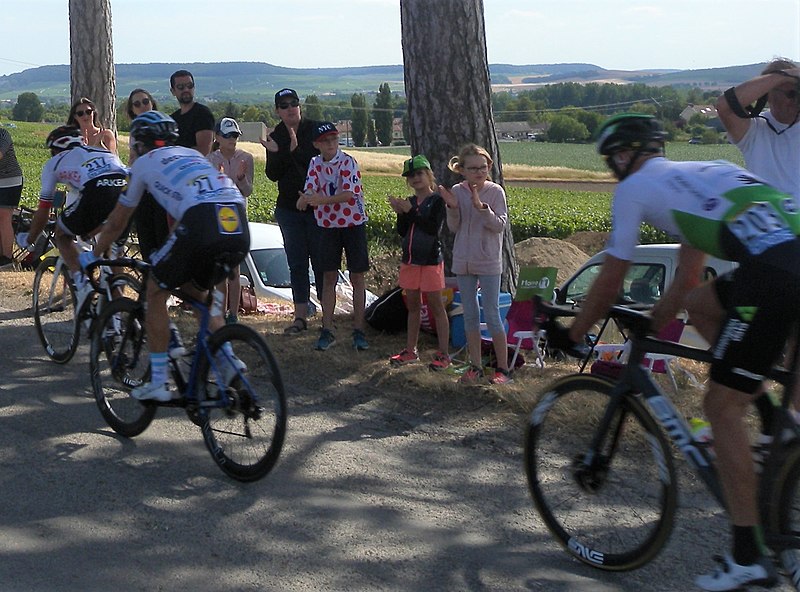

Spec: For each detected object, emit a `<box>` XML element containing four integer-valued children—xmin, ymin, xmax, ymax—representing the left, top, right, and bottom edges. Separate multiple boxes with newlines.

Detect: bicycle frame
<box><xmin>94</xmin><ymin>258</ymin><xmax>248</xmax><ymax>412</ymax></box>
<box><xmin>581</xmin><ymin>305</ymin><xmax>800</xmax><ymax>554</ymax></box>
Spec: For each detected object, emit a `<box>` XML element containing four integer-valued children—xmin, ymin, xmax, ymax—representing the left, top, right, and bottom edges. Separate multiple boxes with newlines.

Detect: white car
<box><xmin>555</xmin><ymin>243</ymin><xmax>738</xmax><ymax>351</ymax></box>
<box><xmin>555</xmin><ymin>243</ymin><xmax>738</xmax><ymax>307</ymax></box>
<box><xmin>241</xmin><ymin>222</ymin><xmax>376</xmax><ymax>314</ymax></box>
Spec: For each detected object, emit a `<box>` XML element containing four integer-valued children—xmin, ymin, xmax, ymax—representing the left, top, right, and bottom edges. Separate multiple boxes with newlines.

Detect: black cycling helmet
<box><xmin>596</xmin><ymin>113</ymin><xmax>666</xmax><ymax>156</ymax></box>
<box><xmin>596</xmin><ymin>113</ymin><xmax>666</xmax><ymax>180</ymax></box>
<box><xmin>130</xmin><ymin>110</ymin><xmax>179</xmax><ymax>149</ymax></box>
<box><xmin>46</xmin><ymin>125</ymin><xmax>84</xmax><ymax>153</ymax></box>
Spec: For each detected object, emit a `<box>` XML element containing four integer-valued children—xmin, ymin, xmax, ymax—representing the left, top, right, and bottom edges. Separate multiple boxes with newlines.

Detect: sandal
<box><xmin>283</xmin><ymin>318</ymin><xmax>307</xmax><ymax>335</ymax></box>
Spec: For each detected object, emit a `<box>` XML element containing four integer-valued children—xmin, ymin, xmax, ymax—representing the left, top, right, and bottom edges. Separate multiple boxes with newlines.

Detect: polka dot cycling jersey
<box><xmin>303</xmin><ymin>150</ymin><xmax>367</xmax><ymax>228</ymax></box>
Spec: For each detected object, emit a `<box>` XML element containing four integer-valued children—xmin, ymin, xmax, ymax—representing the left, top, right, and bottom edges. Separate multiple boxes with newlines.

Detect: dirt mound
<box><xmin>564</xmin><ymin>231</ymin><xmax>609</xmax><ymax>256</ymax></box>
<box><xmin>514</xmin><ymin>237</ymin><xmax>588</xmax><ymax>285</ymax></box>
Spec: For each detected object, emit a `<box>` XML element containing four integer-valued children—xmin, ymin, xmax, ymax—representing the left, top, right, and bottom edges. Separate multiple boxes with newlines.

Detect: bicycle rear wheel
<box><xmin>197</xmin><ymin>324</ymin><xmax>287</xmax><ymax>482</ymax></box>
<box><xmin>525</xmin><ymin>374</ymin><xmax>677</xmax><ymax>571</ymax></box>
<box><xmin>33</xmin><ymin>256</ymin><xmax>79</xmax><ymax>363</ymax></box>
<box><xmin>89</xmin><ymin>297</ymin><xmax>156</xmax><ymax>437</ymax></box>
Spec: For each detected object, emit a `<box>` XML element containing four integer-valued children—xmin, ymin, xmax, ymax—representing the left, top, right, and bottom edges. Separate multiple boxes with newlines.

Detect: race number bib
<box><xmin>729</xmin><ymin>202</ymin><xmax>793</xmax><ymax>254</ymax></box>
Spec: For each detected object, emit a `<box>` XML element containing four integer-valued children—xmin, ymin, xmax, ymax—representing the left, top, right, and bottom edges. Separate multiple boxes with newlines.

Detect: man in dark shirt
<box><xmin>261</xmin><ymin>88</ymin><xmax>323</xmax><ymax>334</ymax></box>
<box><xmin>169</xmin><ymin>69</ymin><xmax>214</xmax><ymax>155</ymax></box>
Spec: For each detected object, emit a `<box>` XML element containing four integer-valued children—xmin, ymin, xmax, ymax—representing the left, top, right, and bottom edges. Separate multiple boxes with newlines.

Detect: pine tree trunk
<box><xmin>400</xmin><ymin>0</ymin><xmax>518</xmax><ymax>294</ymax></box>
<box><xmin>69</xmin><ymin>0</ymin><xmax>117</xmax><ymax>135</ymax></box>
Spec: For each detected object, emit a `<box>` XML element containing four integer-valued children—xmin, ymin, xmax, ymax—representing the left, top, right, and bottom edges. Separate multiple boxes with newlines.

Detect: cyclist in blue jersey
<box><xmin>82</xmin><ymin>111</ymin><xmax>250</xmax><ymax>403</ymax></box>
<box><xmin>547</xmin><ymin>113</ymin><xmax>800</xmax><ymax>590</ymax></box>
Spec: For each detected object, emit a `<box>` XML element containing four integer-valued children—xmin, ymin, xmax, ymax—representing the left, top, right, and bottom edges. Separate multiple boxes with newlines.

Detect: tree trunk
<box><xmin>69</xmin><ymin>0</ymin><xmax>117</xmax><ymax>135</ymax></box>
<box><xmin>400</xmin><ymin>0</ymin><xmax>517</xmax><ymax>295</ymax></box>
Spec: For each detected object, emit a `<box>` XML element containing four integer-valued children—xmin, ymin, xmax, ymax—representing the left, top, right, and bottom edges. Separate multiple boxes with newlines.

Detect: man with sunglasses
<box><xmin>716</xmin><ymin>58</ymin><xmax>800</xmax><ymax>201</ymax></box>
<box><xmin>261</xmin><ymin>88</ymin><xmax>324</xmax><ymax>335</ymax></box>
<box><xmin>169</xmin><ymin>69</ymin><xmax>215</xmax><ymax>156</ymax></box>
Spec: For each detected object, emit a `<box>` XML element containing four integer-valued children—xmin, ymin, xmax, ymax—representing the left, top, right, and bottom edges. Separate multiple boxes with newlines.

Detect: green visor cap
<box><xmin>402</xmin><ymin>154</ymin><xmax>431</xmax><ymax>176</ymax></box>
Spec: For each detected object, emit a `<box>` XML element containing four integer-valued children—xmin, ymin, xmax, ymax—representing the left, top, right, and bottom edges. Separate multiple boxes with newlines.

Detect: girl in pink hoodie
<box><xmin>439</xmin><ymin>144</ymin><xmax>511</xmax><ymax>385</ymax></box>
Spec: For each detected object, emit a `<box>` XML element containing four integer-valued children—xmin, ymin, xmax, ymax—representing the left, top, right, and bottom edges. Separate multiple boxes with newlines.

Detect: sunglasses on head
<box><xmin>277</xmin><ymin>99</ymin><xmax>300</xmax><ymax>109</ymax></box>
<box><xmin>175</xmin><ymin>82</ymin><xmax>194</xmax><ymax>91</ymax></box>
<box><xmin>76</xmin><ymin>108</ymin><xmax>93</xmax><ymax>117</ymax></box>
<box><xmin>132</xmin><ymin>97</ymin><xmax>151</xmax><ymax>109</ymax></box>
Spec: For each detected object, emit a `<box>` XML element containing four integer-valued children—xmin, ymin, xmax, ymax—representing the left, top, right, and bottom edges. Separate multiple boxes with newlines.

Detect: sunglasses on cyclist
<box><xmin>132</xmin><ymin>98</ymin><xmax>151</xmax><ymax>109</ymax></box>
<box><xmin>277</xmin><ymin>99</ymin><xmax>300</xmax><ymax>109</ymax></box>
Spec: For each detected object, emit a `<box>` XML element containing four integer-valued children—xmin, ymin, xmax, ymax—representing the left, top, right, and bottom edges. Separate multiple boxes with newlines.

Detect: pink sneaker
<box><xmin>390</xmin><ymin>348</ymin><xmax>419</xmax><ymax>366</ymax></box>
<box><xmin>490</xmin><ymin>368</ymin><xmax>513</xmax><ymax>385</ymax></box>
<box><xmin>459</xmin><ymin>365</ymin><xmax>484</xmax><ymax>385</ymax></box>
<box><xmin>428</xmin><ymin>351</ymin><xmax>451</xmax><ymax>371</ymax></box>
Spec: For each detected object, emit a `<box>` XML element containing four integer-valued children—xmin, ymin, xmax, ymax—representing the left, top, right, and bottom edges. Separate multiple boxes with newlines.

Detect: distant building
<box><xmin>679</xmin><ymin>104</ymin><xmax>718</xmax><ymax>122</ymax></box>
<box><xmin>495</xmin><ymin>121</ymin><xmax>549</xmax><ymax>141</ymax></box>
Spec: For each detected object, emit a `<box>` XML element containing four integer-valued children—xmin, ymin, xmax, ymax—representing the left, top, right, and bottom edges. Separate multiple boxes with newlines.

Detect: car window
<box><xmin>250</xmin><ymin>248</ymin><xmax>292</xmax><ymax>287</ymax></box>
<box><xmin>560</xmin><ymin>263</ymin><xmax>666</xmax><ymax>305</ymax></box>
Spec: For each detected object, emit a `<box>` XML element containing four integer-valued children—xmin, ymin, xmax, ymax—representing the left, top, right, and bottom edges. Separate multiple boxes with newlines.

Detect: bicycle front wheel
<box><xmin>525</xmin><ymin>374</ymin><xmax>677</xmax><ymax>571</ymax></box>
<box><xmin>197</xmin><ymin>324</ymin><xmax>287</xmax><ymax>482</ymax></box>
<box><xmin>33</xmin><ymin>256</ymin><xmax>79</xmax><ymax>363</ymax></box>
<box><xmin>769</xmin><ymin>443</ymin><xmax>800</xmax><ymax>586</ymax></box>
<box><xmin>89</xmin><ymin>297</ymin><xmax>156</xmax><ymax>437</ymax></box>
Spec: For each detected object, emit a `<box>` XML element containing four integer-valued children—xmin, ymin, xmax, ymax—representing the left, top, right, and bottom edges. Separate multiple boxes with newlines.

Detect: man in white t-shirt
<box><xmin>716</xmin><ymin>58</ymin><xmax>800</xmax><ymax>201</ymax></box>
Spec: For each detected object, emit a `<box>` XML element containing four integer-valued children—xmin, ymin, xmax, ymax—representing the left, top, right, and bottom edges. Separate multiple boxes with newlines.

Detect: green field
<box><xmin>5</xmin><ymin>121</ymin><xmax>738</xmax><ymax>246</ymax></box>
<box><xmin>369</xmin><ymin>140</ymin><xmax>746</xmax><ymax>170</ymax></box>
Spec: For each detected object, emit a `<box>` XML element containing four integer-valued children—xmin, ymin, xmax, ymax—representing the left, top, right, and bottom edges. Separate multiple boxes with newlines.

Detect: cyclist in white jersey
<box><xmin>546</xmin><ymin>113</ymin><xmax>800</xmax><ymax>591</ymax></box>
<box><xmin>18</xmin><ymin>126</ymin><xmax>128</xmax><ymax>310</ymax></box>
<box><xmin>82</xmin><ymin>111</ymin><xmax>250</xmax><ymax>402</ymax></box>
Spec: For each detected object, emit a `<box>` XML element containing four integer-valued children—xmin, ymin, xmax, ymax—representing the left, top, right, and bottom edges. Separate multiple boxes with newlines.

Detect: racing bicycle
<box><xmin>525</xmin><ymin>301</ymin><xmax>800</xmax><ymax>589</ymax></box>
<box><xmin>86</xmin><ymin>256</ymin><xmax>287</xmax><ymax>482</ymax></box>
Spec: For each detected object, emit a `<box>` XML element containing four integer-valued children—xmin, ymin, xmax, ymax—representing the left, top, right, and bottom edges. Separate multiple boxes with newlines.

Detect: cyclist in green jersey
<box><xmin>546</xmin><ymin>113</ymin><xmax>800</xmax><ymax>591</ymax></box>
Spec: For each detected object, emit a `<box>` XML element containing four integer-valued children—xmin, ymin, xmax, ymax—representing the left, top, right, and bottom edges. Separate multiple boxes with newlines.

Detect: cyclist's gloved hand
<box><xmin>15</xmin><ymin>232</ymin><xmax>34</xmax><ymax>251</ymax></box>
<box><xmin>78</xmin><ymin>250</ymin><xmax>99</xmax><ymax>271</ymax></box>
<box><xmin>544</xmin><ymin>320</ymin><xmax>591</xmax><ymax>359</ymax></box>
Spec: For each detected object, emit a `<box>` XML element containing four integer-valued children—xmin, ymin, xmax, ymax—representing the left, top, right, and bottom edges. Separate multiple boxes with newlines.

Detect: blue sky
<box><xmin>2</xmin><ymin>0</ymin><xmax>798</xmax><ymax>77</ymax></box>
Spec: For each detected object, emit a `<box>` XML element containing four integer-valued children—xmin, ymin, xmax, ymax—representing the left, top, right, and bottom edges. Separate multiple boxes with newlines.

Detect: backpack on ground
<box><xmin>365</xmin><ymin>287</ymin><xmax>407</xmax><ymax>333</ymax></box>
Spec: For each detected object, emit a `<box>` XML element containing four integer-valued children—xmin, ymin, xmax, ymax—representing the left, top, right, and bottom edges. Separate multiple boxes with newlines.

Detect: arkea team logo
<box><xmin>216</xmin><ymin>204</ymin><xmax>241</xmax><ymax>234</ymax></box>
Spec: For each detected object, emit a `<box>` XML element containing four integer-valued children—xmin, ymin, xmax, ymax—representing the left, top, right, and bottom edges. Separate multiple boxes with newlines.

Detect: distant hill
<box><xmin>0</xmin><ymin>61</ymin><xmax>770</xmax><ymax>103</ymax></box>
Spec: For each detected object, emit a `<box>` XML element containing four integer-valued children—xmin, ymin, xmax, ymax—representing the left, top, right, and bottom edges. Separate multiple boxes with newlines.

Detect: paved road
<box><xmin>0</xmin><ymin>301</ymin><xmax>794</xmax><ymax>591</ymax></box>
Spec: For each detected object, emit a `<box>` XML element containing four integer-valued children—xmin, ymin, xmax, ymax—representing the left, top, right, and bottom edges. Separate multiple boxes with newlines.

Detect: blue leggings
<box><xmin>456</xmin><ymin>274</ymin><xmax>504</xmax><ymax>335</ymax></box>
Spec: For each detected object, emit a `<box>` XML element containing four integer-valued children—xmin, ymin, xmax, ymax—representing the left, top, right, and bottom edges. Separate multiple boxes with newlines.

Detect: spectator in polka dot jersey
<box><xmin>298</xmin><ymin>121</ymin><xmax>370</xmax><ymax>352</ymax></box>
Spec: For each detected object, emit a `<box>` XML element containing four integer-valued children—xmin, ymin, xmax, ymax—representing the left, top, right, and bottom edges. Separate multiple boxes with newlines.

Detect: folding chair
<box><xmin>585</xmin><ymin>316</ymin><xmax>686</xmax><ymax>391</ymax></box>
<box><xmin>507</xmin><ymin>266</ymin><xmax>558</xmax><ymax>369</ymax></box>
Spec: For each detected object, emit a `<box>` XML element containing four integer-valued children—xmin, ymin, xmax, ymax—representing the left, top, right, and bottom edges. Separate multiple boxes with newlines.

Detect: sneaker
<box><xmin>216</xmin><ymin>350</ymin><xmax>247</xmax><ymax>385</ymax></box>
<box><xmin>695</xmin><ymin>554</ymin><xmax>777</xmax><ymax>591</ymax></box>
<box><xmin>0</xmin><ymin>255</ymin><xmax>13</xmax><ymax>270</ymax></box>
<box><xmin>459</xmin><ymin>365</ymin><xmax>484</xmax><ymax>385</ymax></box>
<box><xmin>490</xmin><ymin>368</ymin><xmax>514</xmax><ymax>385</ymax></box>
<box><xmin>390</xmin><ymin>348</ymin><xmax>418</xmax><ymax>366</ymax></box>
<box><xmin>352</xmin><ymin>329</ymin><xmax>369</xmax><ymax>351</ymax></box>
<box><xmin>428</xmin><ymin>351</ymin><xmax>451</xmax><ymax>371</ymax></box>
<box><xmin>168</xmin><ymin>323</ymin><xmax>187</xmax><ymax>359</ymax></box>
<box><xmin>225</xmin><ymin>313</ymin><xmax>238</xmax><ymax>325</ymax></box>
<box><xmin>131</xmin><ymin>381</ymin><xmax>172</xmax><ymax>402</ymax></box>
<box><xmin>315</xmin><ymin>328</ymin><xmax>336</xmax><ymax>351</ymax></box>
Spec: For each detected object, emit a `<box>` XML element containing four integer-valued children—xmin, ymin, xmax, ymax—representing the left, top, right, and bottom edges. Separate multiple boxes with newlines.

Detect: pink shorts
<box><xmin>399</xmin><ymin>262</ymin><xmax>445</xmax><ymax>293</ymax></box>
